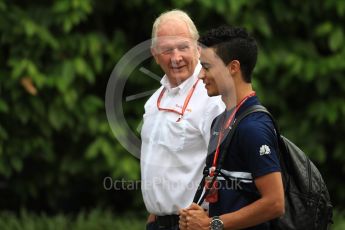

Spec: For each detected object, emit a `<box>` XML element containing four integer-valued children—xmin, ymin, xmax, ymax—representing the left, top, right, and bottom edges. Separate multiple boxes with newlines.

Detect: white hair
<box><xmin>151</xmin><ymin>9</ymin><xmax>199</xmax><ymax>47</ymax></box>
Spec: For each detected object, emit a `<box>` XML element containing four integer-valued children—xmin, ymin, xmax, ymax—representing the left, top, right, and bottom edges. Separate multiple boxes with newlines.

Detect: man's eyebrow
<box><xmin>178</xmin><ymin>40</ymin><xmax>190</xmax><ymax>44</ymax></box>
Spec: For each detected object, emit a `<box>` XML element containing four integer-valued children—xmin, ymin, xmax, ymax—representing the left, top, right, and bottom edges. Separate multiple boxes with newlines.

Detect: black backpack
<box><xmin>243</xmin><ymin>105</ymin><xmax>333</xmax><ymax>229</ymax></box>
<box><xmin>194</xmin><ymin>105</ymin><xmax>333</xmax><ymax>230</ymax></box>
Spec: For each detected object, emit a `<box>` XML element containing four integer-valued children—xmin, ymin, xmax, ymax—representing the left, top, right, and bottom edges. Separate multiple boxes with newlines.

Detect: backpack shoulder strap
<box><xmin>238</xmin><ymin>105</ymin><xmax>281</xmax><ymax>135</ymax></box>
<box><xmin>217</xmin><ymin>104</ymin><xmax>280</xmax><ymax>169</ymax></box>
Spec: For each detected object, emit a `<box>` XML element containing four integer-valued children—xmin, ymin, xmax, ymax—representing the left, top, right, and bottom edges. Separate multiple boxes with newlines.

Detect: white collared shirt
<box><xmin>140</xmin><ymin>63</ymin><xmax>225</xmax><ymax>215</ymax></box>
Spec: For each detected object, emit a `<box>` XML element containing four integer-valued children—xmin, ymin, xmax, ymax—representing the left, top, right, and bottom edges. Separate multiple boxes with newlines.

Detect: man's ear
<box><xmin>227</xmin><ymin>60</ymin><xmax>240</xmax><ymax>75</ymax></box>
<box><xmin>151</xmin><ymin>47</ymin><xmax>159</xmax><ymax>64</ymax></box>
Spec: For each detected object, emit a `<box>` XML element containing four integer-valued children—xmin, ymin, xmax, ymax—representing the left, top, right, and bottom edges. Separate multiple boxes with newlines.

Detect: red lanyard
<box><xmin>157</xmin><ymin>79</ymin><xmax>200</xmax><ymax>122</ymax></box>
<box><xmin>210</xmin><ymin>92</ymin><xmax>256</xmax><ymax>176</ymax></box>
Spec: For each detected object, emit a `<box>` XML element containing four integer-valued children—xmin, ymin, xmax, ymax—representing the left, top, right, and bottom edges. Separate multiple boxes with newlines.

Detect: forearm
<box><xmin>220</xmin><ymin>196</ymin><xmax>284</xmax><ymax>230</ymax></box>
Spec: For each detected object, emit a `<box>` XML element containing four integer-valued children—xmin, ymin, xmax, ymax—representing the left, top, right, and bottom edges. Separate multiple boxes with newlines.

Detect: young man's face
<box><xmin>152</xmin><ymin>20</ymin><xmax>199</xmax><ymax>86</ymax></box>
<box><xmin>199</xmin><ymin>47</ymin><xmax>232</xmax><ymax>97</ymax></box>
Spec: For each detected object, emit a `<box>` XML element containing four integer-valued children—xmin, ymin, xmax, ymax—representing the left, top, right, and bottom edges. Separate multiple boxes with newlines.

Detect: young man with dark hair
<box><xmin>179</xmin><ymin>26</ymin><xmax>284</xmax><ymax>230</ymax></box>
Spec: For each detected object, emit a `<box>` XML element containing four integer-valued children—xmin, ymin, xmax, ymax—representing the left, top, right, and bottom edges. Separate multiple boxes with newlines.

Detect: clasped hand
<box><xmin>179</xmin><ymin>203</ymin><xmax>211</xmax><ymax>230</ymax></box>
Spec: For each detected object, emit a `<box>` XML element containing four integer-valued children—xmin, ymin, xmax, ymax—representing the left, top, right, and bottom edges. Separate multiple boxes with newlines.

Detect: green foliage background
<box><xmin>0</xmin><ymin>0</ymin><xmax>344</xmax><ymax>224</ymax></box>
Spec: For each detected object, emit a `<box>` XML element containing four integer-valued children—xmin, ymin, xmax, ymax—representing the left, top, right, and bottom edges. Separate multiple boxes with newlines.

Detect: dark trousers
<box><xmin>146</xmin><ymin>221</ymin><xmax>179</xmax><ymax>230</ymax></box>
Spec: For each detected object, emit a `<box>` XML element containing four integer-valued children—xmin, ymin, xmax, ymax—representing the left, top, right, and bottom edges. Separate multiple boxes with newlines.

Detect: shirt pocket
<box><xmin>141</xmin><ymin>112</ymin><xmax>158</xmax><ymax>143</ymax></box>
<box><xmin>158</xmin><ymin>118</ymin><xmax>186</xmax><ymax>152</ymax></box>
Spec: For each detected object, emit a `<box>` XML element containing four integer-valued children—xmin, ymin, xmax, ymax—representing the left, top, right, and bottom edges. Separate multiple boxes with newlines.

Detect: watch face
<box><xmin>211</xmin><ymin>218</ymin><xmax>224</xmax><ymax>230</ymax></box>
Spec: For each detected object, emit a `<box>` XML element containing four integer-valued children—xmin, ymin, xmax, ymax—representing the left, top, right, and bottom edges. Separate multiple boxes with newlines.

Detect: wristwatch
<box><xmin>210</xmin><ymin>216</ymin><xmax>224</xmax><ymax>230</ymax></box>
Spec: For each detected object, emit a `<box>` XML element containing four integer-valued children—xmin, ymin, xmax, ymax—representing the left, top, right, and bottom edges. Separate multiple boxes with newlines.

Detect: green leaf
<box><xmin>85</xmin><ymin>138</ymin><xmax>103</xmax><ymax>159</ymax></box>
<box><xmin>48</xmin><ymin>106</ymin><xmax>63</xmax><ymax>130</ymax></box>
<box><xmin>329</xmin><ymin>28</ymin><xmax>344</xmax><ymax>51</ymax></box>
<box><xmin>11</xmin><ymin>157</ymin><xmax>23</xmax><ymax>172</ymax></box>
<box><xmin>214</xmin><ymin>0</ymin><xmax>226</xmax><ymax>14</ymax></box>
<box><xmin>63</xmin><ymin>89</ymin><xmax>78</xmax><ymax>110</ymax></box>
<box><xmin>57</xmin><ymin>61</ymin><xmax>74</xmax><ymax>92</ymax></box>
<box><xmin>10</xmin><ymin>59</ymin><xmax>27</xmax><ymax>79</ymax></box>
<box><xmin>304</xmin><ymin>60</ymin><xmax>315</xmax><ymax>81</ymax></box>
<box><xmin>0</xmin><ymin>159</ymin><xmax>11</xmax><ymax>177</ymax></box>
<box><xmin>256</xmin><ymin>14</ymin><xmax>272</xmax><ymax>37</ymax></box>
<box><xmin>52</xmin><ymin>0</ymin><xmax>69</xmax><ymax>13</ymax></box>
<box><xmin>23</xmin><ymin>20</ymin><xmax>37</xmax><ymax>37</ymax></box>
<box><xmin>74</xmin><ymin>57</ymin><xmax>87</xmax><ymax>75</ymax></box>
<box><xmin>315</xmin><ymin>21</ymin><xmax>333</xmax><ymax>36</ymax></box>
<box><xmin>63</xmin><ymin>20</ymin><xmax>72</xmax><ymax>33</ymax></box>
<box><xmin>0</xmin><ymin>1</ymin><xmax>7</xmax><ymax>11</ymax></box>
<box><xmin>0</xmin><ymin>125</ymin><xmax>8</xmax><ymax>139</ymax></box>
<box><xmin>200</xmin><ymin>0</ymin><xmax>213</xmax><ymax>8</ymax></box>
<box><xmin>0</xmin><ymin>99</ymin><xmax>9</xmax><ymax>113</ymax></box>
<box><xmin>82</xmin><ymin>95</ymin><xmax>103</xmax><ymax>113</ymax></box>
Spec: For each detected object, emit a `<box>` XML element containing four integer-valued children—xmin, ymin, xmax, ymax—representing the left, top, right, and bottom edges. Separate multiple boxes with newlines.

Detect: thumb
<box><xmin>179</xmin><ymin>208</ymin><xmax>187</xmax><ymax>215</ymax></box>
<box><xmin>188</xmin><ymin>202</ymin><xmax>203</xmax><ymax>211</ymax></box>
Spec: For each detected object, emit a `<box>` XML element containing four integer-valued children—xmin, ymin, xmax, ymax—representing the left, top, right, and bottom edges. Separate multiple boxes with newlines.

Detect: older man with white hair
<box><xmin>140</xmin><ymin>9</ymin><xmax>224</xmax><ymax>230</ymax></box>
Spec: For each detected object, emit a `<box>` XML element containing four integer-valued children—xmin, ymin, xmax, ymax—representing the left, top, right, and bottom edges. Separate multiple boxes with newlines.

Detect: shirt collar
<box><xmin>160</xmin><ymin>62</ymin><xmax>202</xmax><ymax>95</ymax></box>
<box><xmin>235</xmin><ymin>96</ymin><xmax>260</xmax><ymax>117</ymax></box>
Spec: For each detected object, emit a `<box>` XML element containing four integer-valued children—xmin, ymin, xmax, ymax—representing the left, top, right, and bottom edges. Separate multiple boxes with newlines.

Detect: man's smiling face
<box><xmin>152</xmin><ymin>19</ymin><xmax>199</xmax><ymax>87</ymax></box>
<box><xmin>199</xmin><ymin>47</ymin><xmax>232</xmax><ymax>97</ymax></box>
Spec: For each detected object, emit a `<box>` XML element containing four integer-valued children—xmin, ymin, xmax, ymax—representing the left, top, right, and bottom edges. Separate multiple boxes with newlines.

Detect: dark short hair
<box><xmin>199</xmin><ymin>26</ymin><xmax>258</xmax><ymax>83</ymax></box>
